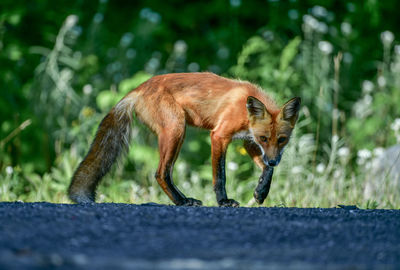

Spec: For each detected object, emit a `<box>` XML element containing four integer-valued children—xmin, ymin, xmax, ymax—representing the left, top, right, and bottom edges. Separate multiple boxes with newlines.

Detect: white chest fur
<box><xmin>232</xmin><ymin>130</ymin><xmax>254</xmax><ymax>141</ymax></box>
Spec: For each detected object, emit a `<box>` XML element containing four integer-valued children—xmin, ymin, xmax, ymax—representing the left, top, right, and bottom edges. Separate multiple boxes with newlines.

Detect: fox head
<box><xmin>246</xmin><ymin>96</ymin><xmax>301</xmax><ymax>167</ymax></box>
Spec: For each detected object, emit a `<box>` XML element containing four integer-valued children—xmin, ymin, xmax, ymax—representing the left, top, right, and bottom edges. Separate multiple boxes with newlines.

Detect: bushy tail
<box><xmin>68</xmin><ymin>96</ymin><xmax>135</xmax><ymax>203</ymax></box>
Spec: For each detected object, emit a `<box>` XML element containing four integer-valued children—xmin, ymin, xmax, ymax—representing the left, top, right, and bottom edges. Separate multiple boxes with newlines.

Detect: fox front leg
<box><xmin>243</xmin><ymin>140</ymin><xmax>274</xmax><ymax>204</ymax></box>
<box><xmin>254</xmin><ymin>166</ymin><xmax>274</xmax><ymax>204</ymax></box>
<box><xmin>211</xmin><ymin>131</ymin><xmax>239</xmax><ymax>207</ymax></box>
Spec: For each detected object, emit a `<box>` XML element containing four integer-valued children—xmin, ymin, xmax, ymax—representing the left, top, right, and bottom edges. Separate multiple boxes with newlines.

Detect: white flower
<box><xmin>332</xmin><ymin>135</ymin><xmax>339</xmax><ymax>144</ymax></box>
<box><xmin>341</xmin><ymin>22</ymin><xmax>352</xmax><ymax>36</ymax></box>
<box><xmin>188</xmin><ymin>62</ymin><xmax>200</xmax><ymax>72</ymax></box>
<box><xmin>140</xmin><ymin>8</ymin><xmax>161</xmax><ymax>24</ymax></box>
<box><xmin>317</xmin><ymin>22</ymin><xmax>328</xmax><ymax>34</ymax></box>
<box><xmin>190</xmin><ymin>173</ymin><xmax>200</xmax><ymax>184</ymax></box>
<box><xmin>373</xmin><ymin>147</ymin><xmax>385</xmax><ymax>158</ymax></box>
<box><xmin>303</xmin><ymin>15</ymin><xmax>319</xmax><ymax>31</ymax></box>
<box><xmin>65</xmin><ymin>15</ymin><xmax>78</xmax><ymax>28</ymax></box>
<box><xmin>146</xmin><ymin>57</ymin><xmax>160</xmax><ymax>72</ymax></box>
<box><xmin>311</xmin><ymin>6</ymin><xmax>328</xmax><ymax>18</ymax></box>
<box><xmin>177</xmin><ymin>162</ymin><xmax>186</xmax><ymax>170</ymax></box>
<box><xmin>363</xmin><ymin>94</ymin><xmax>373</xmax><ymax>106</ymax></box>
<box><xmin>390</xmin><ymin>118</ymin><xmax>400</xmax><ymax>132</ymax></box>
<box><xmin>5</xmin><ymin>166</ymin><xmax>13</xmax><ymax>175</ymax></box>
<box><xmin>230</xmin><ymin>0</ymin><xmax>241</xmax><ymax>7</ymax></box>
<box><xmin>217</xmin><ymin>47</ymin><xmax>230</xmax><ymax>59</ymax></box>
<box><xmin>346</xmin><ymin>3</ymin><xmax>356</xmax><ymax>12</ymax></box>
<box><xmin>83</xmin><ymin>84</ymin><xmax>93</xmax><ymax>95</ymax></box>
<box><xmin>120</xmin><ymin>33</ymin><xmax>134</xmax><ymax>47</ymax></box>
<box><xmin>291</xmin><ymin>166</ymin><xmax>303</xmax><ymax>174</ymax></box>
<box><xmin>333</xmin><ymin>170</ymin><xmax>341</xmax><ymax>178</ymax></box>
<box><xmin>262</xmin><ymin>30</ymin><xmax>274</xmax><ymax>41</ymax></box>
<box><xmin>174</xmin><ymin>40</ymin><xmax>187</xmax><ymax>54</ymax></box>
<box><xmin>318</xmin><ymin>41</ymin><xmax>333</xmax><ymax>55</ymax></box>
<box><xmin>338</xmin><ymin>147</ymin><xmax>350</xmax><ymax>158</ymax></box>
<box><xmin>381</xmin><ymin>31</ymin><xmax>394</xmax><ymax>46</ymax></box>
<box><xmin>338</xmin><ymin>147</ymin><xmax>350</xmax><ymax>165</ymax></box>
<box><xmin>227</xmin><ymin>162</ymin><xmax>238</xmax><ymax>171</ymax></box>
<box><xmin>316</xmin><ymin>163</ymin><xmax>325</xmax><ymax>174</ymax></box>
<box><xmin>93</xmin><ymin>13</ymin><xmax>103</xmax><ymax>24</ymax></box>
<box><xmin>358</xmin><ymin>149</ymin><xmax>372</xmax><ymax>159</ymax></box>
<box><xmin>288</xmin><ymin>9</ymin><xmax>299</xmax><ymax>20</ymax></box>
<box><xmin>126</xmin><ymin>49</ymin><xmax>136</xmax><ymax>59</ymax></box>
<box><xmin>182</xmin><ymin>181</ymin><xmax>191</xmax><ymax>190</ymax></box>
<box><xmin>353</xmin><ymin>94</ymin><xmax>373</xmax><ymax>119</ymax></box>
<box><xmin>357</xmin><ymin>149</ymin><xmax>372</xmax><ymax>166</ymax></box>
<box><xmin>377</xmin><ymin>76</ymin><xmax>386</xmax><ymax>87</ymax></box>
<box><xmin>362</xmin><ymin>80</ymin><xmax>374</xmax><ymax>94</ymax></box>
<box><xmin>395</xmin><ymin>45</ymin><xmax>400</xmax><ymax>55</ymax></box>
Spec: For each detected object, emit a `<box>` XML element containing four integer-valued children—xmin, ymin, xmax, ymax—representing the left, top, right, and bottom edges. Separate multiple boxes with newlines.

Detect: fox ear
<box><xmin>282</xmin><ymin>97</ymin><xmax>301</xmax><ymax>126</ymax></box>
<box><xmin>247</xmin><ymin>96</ymin><xmax>266</xmax><ymax>119</ymax></box>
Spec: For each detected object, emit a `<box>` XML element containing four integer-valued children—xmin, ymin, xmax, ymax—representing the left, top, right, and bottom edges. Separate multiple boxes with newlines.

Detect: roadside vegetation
<box><xmin>1</xmin><ymin>1</ymin><xmax>399</xmax><ymax>208</ymax></box>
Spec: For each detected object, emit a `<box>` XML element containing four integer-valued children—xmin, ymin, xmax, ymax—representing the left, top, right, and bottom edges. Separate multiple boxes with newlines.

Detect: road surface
<box><xmin>0</xmin><ymin>202</ymin><xmax>399</xmax><ymax>269</ymax></box>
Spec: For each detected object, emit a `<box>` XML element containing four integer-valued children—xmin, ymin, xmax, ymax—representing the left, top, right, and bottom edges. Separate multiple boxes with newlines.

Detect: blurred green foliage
<box><xmin>1</xmin><ymin>0</ymin><xmax>400</xmax><ymax>207</ymax></box>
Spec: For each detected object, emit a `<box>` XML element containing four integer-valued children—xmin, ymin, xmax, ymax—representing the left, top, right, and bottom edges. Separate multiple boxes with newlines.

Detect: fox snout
<box><xmin>263</xmin><ymin>153</ymin><xmax>282</xmax><ymax>167</ymax></box>
<box><xmin>267</xmin><ymin>159</ymin><xmax>277</xmax><ymax>167</ymax></box>
<box><xmin>261</xmin><ymin>145</ymin><xmax>284</xmax><ymax>167</ymax></box>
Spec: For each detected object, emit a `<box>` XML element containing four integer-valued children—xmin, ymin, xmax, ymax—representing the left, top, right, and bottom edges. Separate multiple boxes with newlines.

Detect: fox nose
<box><xmin>268</xmin><ymin>160</ymin><xmax>277</xmax><ymax>166</ymax></box>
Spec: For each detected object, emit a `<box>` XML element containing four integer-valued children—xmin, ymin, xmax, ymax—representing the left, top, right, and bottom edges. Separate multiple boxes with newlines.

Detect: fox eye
<box><xmin>259</xmin><ymin>136</ymin><xmax>268</xmax><ymax>142</ymax></box>
<box><xmin>278</xmin><ymin>137</ymin><xmax>287</xmax><ymax>144</ymax></box>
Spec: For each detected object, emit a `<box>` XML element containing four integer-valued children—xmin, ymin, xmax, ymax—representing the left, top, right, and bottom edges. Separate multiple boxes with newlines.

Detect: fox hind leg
<box><xmin>152</xmin><ymin>101</ymin><xmax>201</xmax><ymax>206</ymax></box>
<box><xmin>156</xmin><ymin>128</ymin><xmax>202</xmax><ymax>206</ymax></box>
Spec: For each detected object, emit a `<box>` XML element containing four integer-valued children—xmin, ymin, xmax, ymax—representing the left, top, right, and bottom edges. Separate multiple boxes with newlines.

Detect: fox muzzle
<box><xmin>262</xmin><ymin>154</ymin><xmax>282</xmax><ymax>167</ymax></box>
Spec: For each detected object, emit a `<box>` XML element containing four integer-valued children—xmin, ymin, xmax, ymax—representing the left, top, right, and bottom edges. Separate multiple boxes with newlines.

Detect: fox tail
<box><xmin>68</xmin><ymin>94</ymin><xmax>137</xmax><ymax>203</ymax></box>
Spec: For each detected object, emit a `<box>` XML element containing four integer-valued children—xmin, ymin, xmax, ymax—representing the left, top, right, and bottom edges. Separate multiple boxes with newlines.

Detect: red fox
<box><xmin>68</xmin><ymin>72</ymin><xmax>300</xmax><ymax>207</ymax></box>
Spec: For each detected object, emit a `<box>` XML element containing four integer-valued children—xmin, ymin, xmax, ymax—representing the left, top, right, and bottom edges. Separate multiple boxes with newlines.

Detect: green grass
<box><xmin>1</xmin><ymin>129</ymin><xmax>398</xmax><ymax>209</ymax></box>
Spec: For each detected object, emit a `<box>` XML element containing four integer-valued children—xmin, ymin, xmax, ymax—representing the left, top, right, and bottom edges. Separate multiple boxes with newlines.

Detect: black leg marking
<box><xmin>214</xmin><ymin>153</ymin><xmax>227</xmax><ymax>202</ymax></box>
<box><xmin>254</xmin><ymin>166</ymin><xmax>274</xmax><ymax>204</ymax></box>
<box><xmin>215</xmin><ymin>153</ymin><xmax>239</xmax><ymax>207</ymax></box>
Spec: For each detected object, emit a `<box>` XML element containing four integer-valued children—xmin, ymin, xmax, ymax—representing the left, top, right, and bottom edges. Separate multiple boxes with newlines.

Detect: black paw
<box><xmin>69</xmin><ymin>192</ymin><xmax>95</xmax><ymax>204</ymax></box>
<box><xmin>254</xmin><ymin>190</ymin><xmax>266</xmax><ymax>205</ymax></box>
<box><xmin>179</xmin><ymin>198</ymin><xmax>203</xmax><ymax>206</ymax></box>
<box><xmin>218</xmin><ymin>199</ymin><xmax>240</xmax><ymax>207</ymax></box>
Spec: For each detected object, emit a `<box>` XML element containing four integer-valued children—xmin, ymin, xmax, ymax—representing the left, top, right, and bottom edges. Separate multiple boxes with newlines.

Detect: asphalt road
<box><xmin>0</xmin><ymin>202</ymin><xmax>399</xmax><ymax>269</ymax></box>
